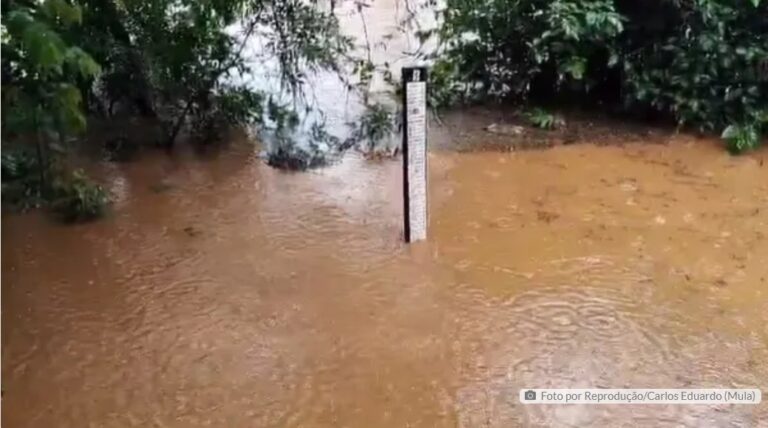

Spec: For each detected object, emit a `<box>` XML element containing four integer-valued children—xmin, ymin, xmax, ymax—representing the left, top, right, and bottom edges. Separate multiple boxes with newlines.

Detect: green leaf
<box><xmin>52</xmin><ymin>84</ymin><xmax>86</xmax><ymax>133</ymax></box>
<box><xmin>721</xmin><ymin>123</ymin><xmax>761</xmax><ymax>154</ymax></box>
<box><xmin>562</xmin><ymin>57</ymin><xmax>587</xmax><ymax>80</ymax></box>
<box><xmin>22</xmin><ymin>22</ymin><xmax>67</xmax><ymax>73</ymax></box>
<box><xmin>5</xmin><ymin>10</ymin><xmax>34</xmax><ymax>36</ymax></box>
<box><xmin>526</xmin><ymin>107</ymin><xmax>558</xmax><ymax>129</ymax></box>
<box><xmin>41</xmin><ymin>0</ymin><xmax>83</xmax><ymax>26</ymax></box>
<box><xmin>65</xmin><ymin>47</ymin><xmax>101</xmax><ymax>78</ymax></box>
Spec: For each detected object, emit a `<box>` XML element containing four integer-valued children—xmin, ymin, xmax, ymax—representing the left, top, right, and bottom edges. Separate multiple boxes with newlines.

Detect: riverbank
<box><xmin>430</xmin><ymin>106</ymin><xmax>758</xmax><ymax>153</ymax></box>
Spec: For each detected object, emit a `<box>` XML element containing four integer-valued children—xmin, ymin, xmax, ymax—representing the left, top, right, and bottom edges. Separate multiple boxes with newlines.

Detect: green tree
<box><xmin>2</xmin><ymin>0</ymin><xmax>359</xmax><ymax>218</ymax></box>
<box><xmin>429</xmin><ymin>0</ymin><xmax>767</xmax><ymax>152</ymax></box>
<box><xmin>2</xmin><ymin>0</ymin><xmax>101</xmax><ymax>189</ymax></box>
<box><xmin>74</xmin><ymin>0</ymin><xmax>353</xmax><ymax>148</ymax></box>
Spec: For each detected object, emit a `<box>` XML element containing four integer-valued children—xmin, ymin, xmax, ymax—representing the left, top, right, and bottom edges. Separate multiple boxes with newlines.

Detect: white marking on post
<box><xmin>403</xmin><ymin>67</ymin><xmax>427</xmax><ymax>242</ymax></box>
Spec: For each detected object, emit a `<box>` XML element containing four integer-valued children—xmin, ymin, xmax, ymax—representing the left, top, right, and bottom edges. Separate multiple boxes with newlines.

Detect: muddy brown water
<box><xmin>3</xmin><ymin>132</ymin><xmax>768</xmax><ymax>427</ymax></box>
<box><xmin>4</xmin><ymin>1</ymin><xmax>768</xmax><ymax>425</ymax></box>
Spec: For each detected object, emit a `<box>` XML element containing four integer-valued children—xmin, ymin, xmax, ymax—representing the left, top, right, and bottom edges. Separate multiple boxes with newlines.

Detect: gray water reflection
<box><xmin>231</xmin><ymin>0</ymin><xmax>435</xmax><ymax>156</ymax></box>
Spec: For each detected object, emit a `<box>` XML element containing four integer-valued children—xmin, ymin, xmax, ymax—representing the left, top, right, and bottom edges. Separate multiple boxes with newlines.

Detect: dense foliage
<box><xmin>73</xmin><ymin>0</ymin><xmax>352</xmax><ymax>147</ymax></box>
<box><xmin>429</xmin><ymin>0</ymin><xmax>768</xmax><ymax>152</ymax></box>
<box><xmin>2</xmin><ymin>0</ymin><xmax>355</xmax><ymax>219</ymax></box>
<box><xmin>1</xmin><ymin>0</ymin><xmax>107</xmax><ymax>218</ymax></box>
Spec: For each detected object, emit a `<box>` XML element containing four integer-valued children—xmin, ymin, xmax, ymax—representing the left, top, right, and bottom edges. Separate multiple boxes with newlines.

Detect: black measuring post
<box><xmin>402</xmin><ymin>66</ymin><xmax>428</xmax><ymax>243</ymax></box>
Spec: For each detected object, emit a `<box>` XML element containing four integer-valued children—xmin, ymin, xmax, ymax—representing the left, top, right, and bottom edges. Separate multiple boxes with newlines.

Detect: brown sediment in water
<box><xmin>3</xmin><ymin>126</ymin><xmax>768</xmax><ymax>427</ymax></box>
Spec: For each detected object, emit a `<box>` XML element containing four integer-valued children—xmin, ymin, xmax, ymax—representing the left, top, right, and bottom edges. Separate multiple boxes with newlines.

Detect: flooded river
<box><xmin>3</xmin><ymin>1</ymin><xmax>768</xmax><ymax>426</ymax></box>
<box><xmin>3</xmin><ymin>133</ymin><xmax>768</xmax><ymax>427</ymax></box>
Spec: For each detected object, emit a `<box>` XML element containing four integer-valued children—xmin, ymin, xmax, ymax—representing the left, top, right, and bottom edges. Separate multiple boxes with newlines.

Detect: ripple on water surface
<box><xmin>2</xmin><ymin>141</ymin><xmax>768</xmax><ymax>427</ymax></box>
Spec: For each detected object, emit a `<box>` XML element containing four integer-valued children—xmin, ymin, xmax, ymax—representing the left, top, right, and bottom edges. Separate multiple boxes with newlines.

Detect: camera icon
<box><xmin>524</xmin><ymin>390</ymin><xmax>537</xmax><ymax>401</ymax></box>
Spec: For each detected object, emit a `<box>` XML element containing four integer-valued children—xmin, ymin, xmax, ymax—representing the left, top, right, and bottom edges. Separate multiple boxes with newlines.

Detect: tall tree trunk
<box><xmin>165</xmin><ymin>100</ymin><xmax>194</xmax><ymax>149</ymax></box>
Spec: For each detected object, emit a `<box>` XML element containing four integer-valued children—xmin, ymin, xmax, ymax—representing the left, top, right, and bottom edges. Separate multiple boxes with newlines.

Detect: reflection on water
<box><xmin>3</xmin><ymin>135</ymin><xmax>768</xmax><ymax>427</ymax></box>
<box><xmin>237</xmin><ymin>0</ymin><xmax>432</xmax><ymax>155</ymax></box>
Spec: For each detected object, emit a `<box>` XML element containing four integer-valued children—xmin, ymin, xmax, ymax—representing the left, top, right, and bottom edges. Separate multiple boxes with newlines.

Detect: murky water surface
<box><xmin>4</xmin><ymin>135</ymin><xmax>768</xmax><ymax>427</ymax></box>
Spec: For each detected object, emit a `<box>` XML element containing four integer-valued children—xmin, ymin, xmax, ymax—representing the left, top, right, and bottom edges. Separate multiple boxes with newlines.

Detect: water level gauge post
<box><xmin>402</xmin><ymin>66</ymin><xmax>428</xmax><ymax>243</ymax></box>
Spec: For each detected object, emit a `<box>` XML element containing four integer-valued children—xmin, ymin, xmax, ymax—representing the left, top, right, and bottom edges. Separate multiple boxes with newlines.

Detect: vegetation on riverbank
<box><xmin>2</xmin><ymin>0</ymin><xmax>354</xmax><ymax>219</ymax></box>
<box><xmin>424</xmin><ymin>0</ymin><xmax>767</xmax><ymax>152</ymax></box>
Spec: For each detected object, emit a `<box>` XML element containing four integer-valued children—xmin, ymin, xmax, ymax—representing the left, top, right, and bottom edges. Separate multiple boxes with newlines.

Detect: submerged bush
<box><xmin>190</xmin><ymin>87</ymin><xmax>265</xmax><ymax>145</ymax></box>
<box><xmin>1</xmin><ymin>150</ymin><xmax>45</xmax><ymax>210</ymax></box>
<box><xmin>2</xmin><ymin>148</ymin><xmax>110</xmax><ymax>221</ymax></box>
<box><xmin>345</xmin><ymin>102</ymin><xmax>398</xmax><ymax>155</ymax></box>
<box><xmin>266</xmin><ymin>142</ymin><xmax>329</xmax><ymax>170</ymax></box>
<box><xmin>722</xmin><ymin>123</ymin><xmax>762</xmax><ymax>154</ymax></box>
<box><xmin>2</xmin><ymin>149</ymin><xmax>39</xmax><ymax>181</ymax></box>
<box><xmin>263</xmin><ymin>121</ymin><xmax>340</xmax><ymax>170</ymax></box>
<box><xmin>50</xmin><ymin>169</ymin><xmax>110</xmax><ymax>222</ymax></box>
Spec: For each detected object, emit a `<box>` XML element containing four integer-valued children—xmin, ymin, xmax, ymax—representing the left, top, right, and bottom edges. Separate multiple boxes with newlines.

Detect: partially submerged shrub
<box><xmin>264</xmin><ymin>123</ymin><xmax>339</xmax><ymax>170</ymax></box>
<box><xmin>266</xmin><ymin>142</ymin><xmax>329</xmax><ymax>170</ymax></box>
<box><xmin>2</xmin><ymin>149</ymin><xmax>110</xmax><ymax>220</ymax></box>
<box><xmin>1</xmin><ymin>149</ymin><xmax>45</xmax><ymax>211</ymax></box>
<box><xmin>721</xmin><ymin>109</ymin><xmax>767</xmax><ymax>154</ymax></box>
<box><xmin>722</xmin><ymin>123</ymin><xmax>761</xmax><ymax>154</ymax></box>
<box><xmin>259</xmin><ymin>95</ymin><xmax>345</xmax><ymax>170</ymax></box>
<box><xmin>346</xmin><ymin>102</ymin><xmax>397</xmax><ymax>155</ymax></box>
<box><xmin>2</xmin><ymin>149</ymin><xmax>39</xmax><ymax>181</ymax></box>
<box><xmin>50</xmin><ymin>170</ymin><xmax>110</xmax><ymax>222</ymax></box>
<box><xmin>191</xmin><ymin>87</ymin><xmax>264</xmax><ymax>145</ymax></box>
